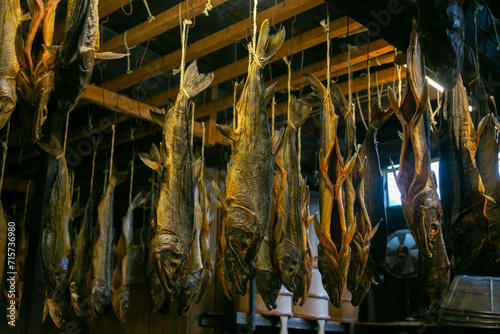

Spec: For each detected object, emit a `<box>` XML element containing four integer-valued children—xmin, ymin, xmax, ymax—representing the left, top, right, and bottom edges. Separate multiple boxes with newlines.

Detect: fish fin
<box><xmin>111</xmin><ymin>166</ymin><xmax>129</xmax><ymax>186</ymax></box>
<box><xmin>271</xmin><ymin>127</ymin><xmax>285</xmax><ymax>156</ymax></box>
<box><xmin>95</xmin><ymin>52</ymin><xmax>128</xmax><ymax>60</ymax></box>
<box><xmin>131</xmin><ymin>190</ymin><xmax>150</xmax><ymax>210</ymax></box>
<box><xmin>193</xmin><ymin>158</ymin><xmax>203</xmax><ymax>183</ymax></box>
<box><xmin>38</xmin><ymin>135</ymin><xmax>63</xmax><ymax>158</ymax></box>
<box><xmin>300</xmin><ymin>74</ymin><xmax>327</xmax><ymax>107</ymax></box>
<box><xmin>368</xmin><ymin>221</ymin><xmax>380</xmax><ymax>241</ymax></box>
<box><xmin>211</xmin><ymin>181</ymin><xmax>227</xmax><ymax>212</ymax></box>
<box><xmin>289</xmin><ymin>96</ymin><xmax>312</xmax><ymax>130</ymax></box>
<box><xmin>150</xmin><ymin>110</ymin><xmax>166</xmax><ymax>127</ymax></box>
<box><xmin>345</xmin><ymin>220</ymin><xmax>357</xmax><ymax>249</ymax></box>
<box><xmin>42</xmin><ymin>44</ymin><xmax>59</xmax><ymax>55</ymax></box>
<box><xmin>337</xmin><ymin>153</ymin><xmax>357</xmax><ymax>189</ymax></box>
<box><xmin>313</xmin><ymin>214</ymin><xmax>327</xmax><ymax>245</ymax></box>
<box><xmin>387</xmin><ymin>86</ymin><xmax>400</xmax><ymax>112</ymax></box>
<box><xmin>234</xmin><ymin>79</ymin><xmax>245</xmax><ymax>104</ymax></box>
<box><xmin>216</xmin><ymin>124</ymin><xmax>235</xmax><ymax>141</ymax></box>
<box><xmin>21</xmin><ymin>13</ymin><xmax>31</xmax><ymax>21</ymax></box>
<box><xmin>255</xmin><ymin>19</ymin><xmax>286</xmax><ymax>68</ymax></box>
<box><xmin>182</xmin><ymin>60</ymin><xmax>214</xmax><ymax>98</ymax></box>
<box><xmin>331</xmin><ymin>83</ymin><xmax>349</xmax><ymax>118</ymax></box>
<box><xmin>397</xmin><ymin>131</ymin><xmax>404</xmax><ymax>141</ymax></box>
<box><xmin>70</xmin><ymin>200</ymin><xmax>84</xmax><ymax>221</ymax></box>
<box><xmin>477</xmin><ymin>114</ymin><xmax>489</xmax><ymax>139</ymax></box>
<box><xmin>139</xmin><ymin>143</ymin><xmax>162</xmax><ymax>171</ymax></box>
<box><xmin>484</xmin><ymin>193</ymin><xmax>497</xmax><ymax>204</ymax></box>
<box><xmin>264</xmin><ymin>82</ymin><xmax>277</xmax><ymax>106</ymax></box>
<box><xmin>489</xmin><ymin>96</ymin><xmax>497</xmax><ymax>118</ymax></box>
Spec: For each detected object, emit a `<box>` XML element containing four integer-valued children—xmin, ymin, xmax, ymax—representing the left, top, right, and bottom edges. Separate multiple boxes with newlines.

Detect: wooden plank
<box><xmin>193</xmin><ymin>39</ymin><xmax>393</xmax><ymax>119</ymax></box>
<box><xmin>337</xmin><ymin>66</ymin><xmax>406</xmax><ymax>94</ymax></box>
<box><xmin>2</xmin><ymin>177</ymin><xmax>35</xmax><ymax>195</ymax></box>
<box><xmin>102</xmin><ymin>0</ymin><xmax>324</xmax><ymax>92</ymax></box>
<box><xmin>144</xmin><ymin>16</ymin><xmax>364</xmax><ymax>107</ymax></box>
<box><xmin>53</xmin><ymin>0</ymin><xmax>134</xmax><ymax>42</ymax></box>
<box><xmin>102</xmin><ymin>0</ymin><xmax>229</xmax><ymax>53</ymax></box>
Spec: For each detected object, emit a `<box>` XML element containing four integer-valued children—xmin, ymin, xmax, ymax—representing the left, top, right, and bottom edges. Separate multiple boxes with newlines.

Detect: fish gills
<box><xmin>301</xmin><ymin>73</ymin><xmax>357</xmax><ymax>308</ymax></box>
<box><xmin>215</xmin><ymin>20</ymin><xmax>285</xmax><ymax>296</ymax></box>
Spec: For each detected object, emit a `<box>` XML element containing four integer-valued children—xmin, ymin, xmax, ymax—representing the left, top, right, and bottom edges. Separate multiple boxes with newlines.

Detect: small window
<box><xmin>386</xmin><ymin>161</ymin><xmax>441</xmax><ymax>207</ymax></box>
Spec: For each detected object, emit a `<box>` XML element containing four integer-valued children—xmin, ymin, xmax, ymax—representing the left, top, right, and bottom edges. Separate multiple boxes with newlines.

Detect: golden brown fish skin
<box><xmin>301</xmin><ymin>73</ymin><xmax>357</xmax><ymax>308</ymax></box>
<box><xmin>273</xmin><ymin>96</ymin><xmax>311</xmax><ymax>292</ymax></box>
<box><xmin>292</xmin><ymin>179</ymin><xmax>314</xmax><ymax>306</ymax></box>
<box><xmin>38</xmin><ymin>136</ymin><xmax>72</xmax><ymax>294</ymax></box>
<box><xmin>197</xmin><ymin>178</ymin><xmax>214</xmax><ymax>304</ymax></box>
<box><xmin>90</xmin><ymin>168</ymin><xmax>128</xmax><ymax>318</ymax></box>
<box><xmin>216</xmin><ymin>20</ymin><xmax>285</xmax><ymax>295</ymax></box>
<box><xmin>0</xmin><ymin>0</ymin><xmax>22</xmax><ymax>129</ymax></box>
<box><xmin>142</xmin><ymin>61</ymin><xmax>212</xmax><ymax>298</ymax></box>
<box><xmin>439</xmin><ymin>76</ymin><xmax>489</xmax><ymax>273</ymax></box>
<box><xmin>46</xmin><ymin>282</ymin><xmax>70</xmax><ymax>329</ymax></box>
<box><xmin>69</xmin><ymin>192</ymin><xmax>95</xmax><ymax>317</ymax></box>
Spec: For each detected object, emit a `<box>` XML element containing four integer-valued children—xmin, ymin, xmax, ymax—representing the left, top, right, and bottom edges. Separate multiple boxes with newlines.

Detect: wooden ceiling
<box><xmin>3</xmin><ymin>0</ymin><xmax>408</xmax><ymax>198</ymax></box>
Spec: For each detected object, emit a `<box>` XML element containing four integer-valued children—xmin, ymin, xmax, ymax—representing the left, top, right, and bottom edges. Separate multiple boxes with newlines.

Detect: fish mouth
<box><xmin>90</xmin><ymin>279</ymin><xmax>111</xmax><ymax>317</ymax></box>
<box><xmin>69</xmin><ymin>283</ymin><xmax>85</xmax><ymax>316</ymax></box>
<box><xmin>274</xmin><ymin>241</ymin><xmax>300</xmax><ymax>292</ymax></box>
<box><xmin>112</xmin><ymin>287</ymin><xmax>130</xmax><ymax>323</ymax></box>
<box><xmin>255</xmin><ymin>270</ymin><xmax>281</xmax><ymax>311</ymax></box>
<box><xmin>224</xmin><ymin>253</ymin><xmax>250</xmax><ymax>295</ymax></box>
<box><xmin>177</xmin><ymin>271</ymin><xmax>202</xmax><ymax>315</ymax></box>
<box><xmin>317</xmin><ymin>243</ymin><xmax>349</xmax><ymax>308</ymax></box>
<box><xmin>0</xmin><ymin>96</ymin><xmax>15</xmax><ymax>125</ymax></box>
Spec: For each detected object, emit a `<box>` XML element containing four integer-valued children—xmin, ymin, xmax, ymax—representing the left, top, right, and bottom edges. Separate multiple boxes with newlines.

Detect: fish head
<box><xmin>347</xmin><ymin>234</ymin><xmax>370</xmax><ymax>292</ymax></box>
<box><xmin>150</xmin><ymin>232</ymin><xmax>187</xmax><ymax>296</ymax></box>
<box><xmin>224</xmin><ymin>207</ymin><xmax>262</xmax><ymax>293</ymax></box>
<box><xmin>112</xmin><ymin>286</ymin><xmax>130</xmax><ymax>323</ymax></box>
<box><xmin>148</xmin><ymin>275</ymin><xmax>167</xmax><ymax>313</ymax></box>
<box><xmin>449</xmin><ymin>209</ymin><xmax>488</xmax><ymax>272</ymax></box>
<box><xmin>32</xmin><ymin>72</ymin><xmax>53</xmax><ymax>142</ymax></box>
<box><xmin>90</xmin><ymin>278</ymin><xmax>111</xmax><ymax>317</ymax></box>
<box><xmin>0</xmin><ymin>79</ymin><xmax>16</xmax><ymax>128</ymax></box>
<box><xmin>48</xmin><ymin>256</ymin><xmax>70</xmax><ymax>290</ymax></box>
<box><xmin>177</xmin><ymin>270</ymin><xmax>202</xmax><ymax>315</ymax></box>
<box><xmin>69</xmin><ymin>281</ymin><xmax>86</xmax><ymax>317</ymax></box>
<box><xmin>317</xmin><ymin>241</ymin><xmax>350</xmax><ymax>308</ymax></box>
<box><xmin>292</xmin><ymin>264</ymin><xmax>312</xmax><ymax>306</ymax></box>
<box><xmin>419</xmin><ymin>1</ymin><xmax>464</xmax><ymax>90</ymax></box>
<box><xmin>255</xmin><ymin>270</ymin><xmax>281</xmax><ymax>311</ymax></box>
<box><xmin>488</xmin><ymin>221</ymin><xmax>500</xmax><ymax>254</ymax></box>
<box><xmin>350</xmin><ymin>272</ymin><xmax>371</xmax><ymax>307</ymax></box>
<box><xmin>410</xmin><ymin>192</ymin><xmax>442</xmax><ymax>259</ymax></box>
<box><xmin>274</xmin><ymin>239</ymin><xmax>300</xmax><ymax>292</ymax></box>
<box><xmin>47</xmin><ymin>288</ymin><xmax>70</xmax><ymax>329</ymax></box>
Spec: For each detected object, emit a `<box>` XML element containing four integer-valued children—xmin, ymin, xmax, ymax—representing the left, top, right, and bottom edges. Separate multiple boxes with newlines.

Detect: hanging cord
<box><xmin>179</xmin><ymin>19</ymin><xmax>192</xmax><ymax>93</ymax></box>
<box><xmin>142</xmin><ymin>0</ymin><xmax>155</xmax><ymax>23</ymax></box>
<box><xmin>348</xmin><ymin>44</ymin><xmax>353</xmax><ymax>120</ymax></box>
<box><xmin>123</xmin><ymin>31</ymin><xmax>136</xmax><ymax>75</ymax></box>
<box><xmin>23</xmin><ymin>180</ymin><xmax>31</xmax><ymax>220</ymax></box>
<box><xmin>129</xmin><ymin>145</ymin><xmax>137</xmax><ymax>205</ymax></box>
<box><xmin>191</xmin><ymin>101</ymin><xmax>195</xmax><ymax>149</ymax></box>
<box><xmin>57</xmin><ymin>112</ymin><xmax>70</xmax><ymax>160</ymax></box>
<box><xmin>375</xmin><ymin>71</ymin><xmax>382</xmax><ymax>107</ymax></box>
<box><xmin>357</xmin><ymin>92</ymin><xmax>368</xmax><ymax>130</ymax></box>
<box><xmin>252</xmin><ymin>0</ymin><xmax>259</xmax><ymax>57</ymax></box>
<box><xmin>203</xmin><ymin>0</ymin><xmax>213</xmax><ymax>16</ymax></box>
<box><xmin>298</xmin><ymin>127</ymin><xmax>302</xmax><ymax>175</ymax></box>
<box><xmin>283</xmin><ymin>56</ymin><xmax>293</xmax><ymax>129</ymax></box>
<box><xmin>109</xmin><ymin>123</ymin><xmax>116</xmax><ymax>184</ymax></box>
<box><xmin>89</xmin><ymin>138</ymin><xmax>97</xmax><ymax>196</ymax></box>
<box><xmin>121</xmin><ymin>0</ymin><xmax>133</xmax><ymax>15</ymax></box>
<box><xmin>367</xmin><ymin>54</ymin><xmax>371</xmax><ymax>122</ymax></box>
<box><xmin>0</xmin><ymin>119</ymin><xmax>11</xmax><ymax>193</ymax></box>
<box><xmin>201</xmin><ymin>122</ymin><xmax>206</xmax><ymax>178</ymax></box>
<box><xmin>299</xmin><ymin>34</ymin><xmax>304</xmax><ymax>98</ymax></box>
<box><xmin>271</xmin><ymin>95</ymin><xmax>276</xmax><ymax>134</ymax></box>
<box><xmin>321</xmin><ymin>10</ymin><xmax>331</xmax><ymax>94</ymax></box>
<box><xmin>69</xmin><ymin>171</ymin><xmax>75</xmax><ymax>201</ymax></box>
<box><xmin>136</xmin><ymin>38</ymin><xmax>151</xmax><ymax>69</ymax></box>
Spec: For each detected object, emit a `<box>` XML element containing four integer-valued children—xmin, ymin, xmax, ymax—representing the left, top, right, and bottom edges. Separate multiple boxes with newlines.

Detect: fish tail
<box><xmin>300</xmin><ymin>74</ymin><xmax>328</xmax><ymax>107</ymax></box>
<box><xmin>289</xmin><ymin>96</ymin><xmax>312</xmax><ymax>130</ymax></box>
<box><xmin>369</xmin><ymin>101</ymin><xmax>394</xmax><ymax>130</ymax></box>
<box><xmin>255</xmin><ymin>19</ymin><xmax>285</xmax><ymax>68</ymax></box>
<box><xmin>182</xmin><ymin>60</ymin><xmax>214</xmax><ymax>98</ymax></box>
<box><xmin>139</xmin><ymin>143</ymin><xmax>162</xmax><ymax>171</ymax></box>
<box><xmin>130</xmin><ymin>190</ymin><xmax>149</xmax><ymax>210</ymax></box>
<box><xmin>38</xmin><ymin>135</ymin><xmax>64</xmax><ymax>158</ymax></box>
<box><xmin>111</xmin><ymin>166</ymin><xmax>129</xmax><ymax>186</ymax></box>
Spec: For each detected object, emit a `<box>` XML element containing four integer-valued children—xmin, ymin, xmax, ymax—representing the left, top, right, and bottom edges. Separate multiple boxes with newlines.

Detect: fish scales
<box><xmin>215</xmin><ymin>20</ymin><xmax>285</xmax><ymax>295</ymax></box>
<box><xmin>0</xmin><ymin>0</ymin><xmax>23</xmax><ymax>129</ymax></box>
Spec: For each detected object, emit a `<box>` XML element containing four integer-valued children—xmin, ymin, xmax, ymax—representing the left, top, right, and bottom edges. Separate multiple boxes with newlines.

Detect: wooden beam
<box><xmin>102</xmin><ymin>0</ymin><xmax>229</xmax><ymax>53</ymax></box>
<box><xmin>337</xmin><ymin>66</ymin><xmax>406</xmax><ymax>94</ymax></box>
<box><xmin>53</xmin><ymin>0</ymin><xmax>134</xmax><ymax>42</ymax></box>
<box><xmin>2</xmin><ymin>177</ymin><xmax>35</xmax><ymax>196</ymax></box>
<box><xmin>194</xmin><ymin>39</ymin><xmax>393</xmax><ymax>119</ymax></box>
<box><xmin>101</xmin><ymin>0</ymin><xmax>324</xmax><ymax>92</ymax></box>
<box><xmin>144</xmin><ymin>16</ymin><xmax>364</xmax><ymax>107</ymax></box>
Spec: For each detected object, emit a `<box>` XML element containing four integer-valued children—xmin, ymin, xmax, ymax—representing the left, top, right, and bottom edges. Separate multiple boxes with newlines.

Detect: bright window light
<box><xmin>401</xmin><ymin>64</ymin><xmax>444</xmax><ymax>93</ymax></box>
<box><xmin>387</xmin><ymin>161</ymin><xmax>441</xmax><ymax>207</ymax></box>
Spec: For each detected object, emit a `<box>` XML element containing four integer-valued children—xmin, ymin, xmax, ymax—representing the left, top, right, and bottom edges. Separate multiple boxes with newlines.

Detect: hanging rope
<box><xmin>283</xmin><ymin>56</ymin><xmax>293</xmax><ymax>128</ymax></box>
<box><xmin>23</xmin><ymin>180</ymin><xmax>31</xmax><ymax>220</ymax></box>
<box><xmin>375</xmin><ymin>71</ymin><xmax>382</xmax><ymax>107</ymax></box>
<box><xmin>69</xmin><ymin>171</ymin><xmax>75</xmax><ymax>201</ymax></box>
<box><xmin>356</xmin><ymin>92</ymin><xmax>368</xmax><ymax>130</ymax></box>
<box><xmin>0</xmin><ymin>119</ymin><xmax>11</xmax><ymax>194</ymax></box>
<box><xmin>109</xmin><ymin>124</ymin><xmax>116</xmax><ymax>183</ymax></box>
<box><xmin>298</xmin><ymin>127</ymin><xmax>302</xmax><ymax>175</ymax></box>
<box><xmin>367</xmin><ymin>57</ymin><xmax>371</xmax><ymax>122</ymax></box>
<box><xmin>201</xmin><ymin>122</ymin><xmax>206</xmax><ymax>178</ymax></box>
<box><xmin>142</xmin><ymin>0</ymin><xmax>155</xmax><ymax>23</ymax></box>
<box><xmin>121</xmin><ymin>0</ymin><xmax>133</xmax><ymax>15</ymax></box>
<box><xmin>347</xmin><ymin>44</ymin><xmax>353</xmax><ymax>119</ymax></box>
<box><xmin>203</xmin><ymin>0</ymin><xmax>213</xmax><ymax>16</ymax></box>
<box><xmin>90</xmin><ymin>138</ymin><xmax>97</xmax><ymax>196</ymax></box>
<box><xmin>180</xmin><ymin>19</ymin><xmax>192</xmax><ymax>91</ymax></box>
<box><xmin>252</xmin><ymin>0</ymin><xmax>259</xmax><ymax>58</ymax></box>
<box><xmin>129</xmin><ymin>145</ymin><xmax>137</xmax><ymax>206</ymax></box>
<box><xmin>123</xmin><ymin>30</ymin><xmax>135</xmax><ymax>75</ymax></box>
<box><xmin>191</xmin><ymin>101</ymin><xmax>195</xmax><ymax>149</ymax></box>
<box><xmin>271</xmin><ymin>95</ymin><xmax>276</xmax><ymax>134</ymax></box>
<box><xmin>57</xmin><ymin>112</ymin><xmax>70</xmax><ymax>160</ymax></box>
<box><xmin>321</xmin><ymin>11</ymin><xmax>331</xmax><ymax>94</ymax></box>
<box><xmin>397</xmin><ymin>64</ymin><xmax>402</xmax><ymax>105</ymax></box>
<box><xmin>299</xmin><ymin>34</ymin><xmax>304</xmax><ymax>98</ymax></box>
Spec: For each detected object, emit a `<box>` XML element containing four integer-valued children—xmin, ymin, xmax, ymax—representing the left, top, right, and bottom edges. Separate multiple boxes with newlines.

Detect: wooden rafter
<box><xmin>143</xmin><ymin>16</ymin><xmax>365</xmax><ymax>107</ymax></box>
<box><xmin>101</xmin><ymin>0</ymin><xmax>324</xmax><ymax>92</ymax></box>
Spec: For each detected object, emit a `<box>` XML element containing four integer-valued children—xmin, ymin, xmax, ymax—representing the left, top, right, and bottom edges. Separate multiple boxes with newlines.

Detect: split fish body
<box><xmin>39</xmin><ymin>136</ymin><xmax>72</xmax><ymax>294</ymax></box>
<box><xmin>439</xmin><ymin>76</ymin><xmax>489</xmax><ymax>273</ymax></box>
<box><xmin>0</xmin><ymin>0</ymin><xmax>23</xmax><ymax>129</ymax></box>
<box><xmin>273</xmin><ymin>96</ymin><xmax>311</xmax><ymax>292</ymax></box>
<box><xmin>141</xmin><ymin>60</ymin><xmax>213</xmax><ymax>297</ymax></box>
<box><xmin>215</xmin><ymin>20</ymin><xmax>285</xmax><ymax>295</ymax></box>
<box><xmin>90</xmin><ymin>168</ymin><xmax>128</xmax><ymax>317</ymax></box>
<box><xmin>301</xmin><ymin>74</ymin><xmax>357</xmax><ymax>308</ymax></box>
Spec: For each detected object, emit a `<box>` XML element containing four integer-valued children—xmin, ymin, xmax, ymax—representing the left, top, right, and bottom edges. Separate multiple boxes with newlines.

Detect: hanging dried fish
<box><xmin>214</xmin><ymin>20</ymin><xmax>285</xmax><ymax>295</ymax></box>
<box><xmin>45</xmin><ymin>281</ymin><xmax>71</xmax><ymax>329</ymax></box>
<box><xmin>140</xmin><ymin>60</ymin><xmax>213</xmax><ymax>297</ymax></box>
<box><xmin>50</xmin><ymin>0</ymin><xmax>125</xmax><ymax>114</ymax></box>
<box><xmin>273</xmin><ymin>96</ymin><xmax>311</xmax><ymax>293</ymax></box>
<box><xmin>112</xmin><ymin>190</ymin><xmax>149</xmax><ymax>323</ymax></box>
<box><xmin>350</xmin><ymin>103</ymin><xmax>393</xmax><ymax>306</ymax></box>
<box><xmin>90</xmin><ymin>166</ymin><xmax>128</xmax><ymax>317</ymax></box>
<box><xmin>0</xmin><ymin>0</ymin><xmax>23</xmax><ymax>129</ymax></box>
<box><xmin>301</xmin><ymin>73</ymin><xmax>357</xmax><ymax>308</ymax></box>
<box><xmin>439</xmin><ymin>75</ymin><xmax>489</xmax><ymax>273</ymax></box>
